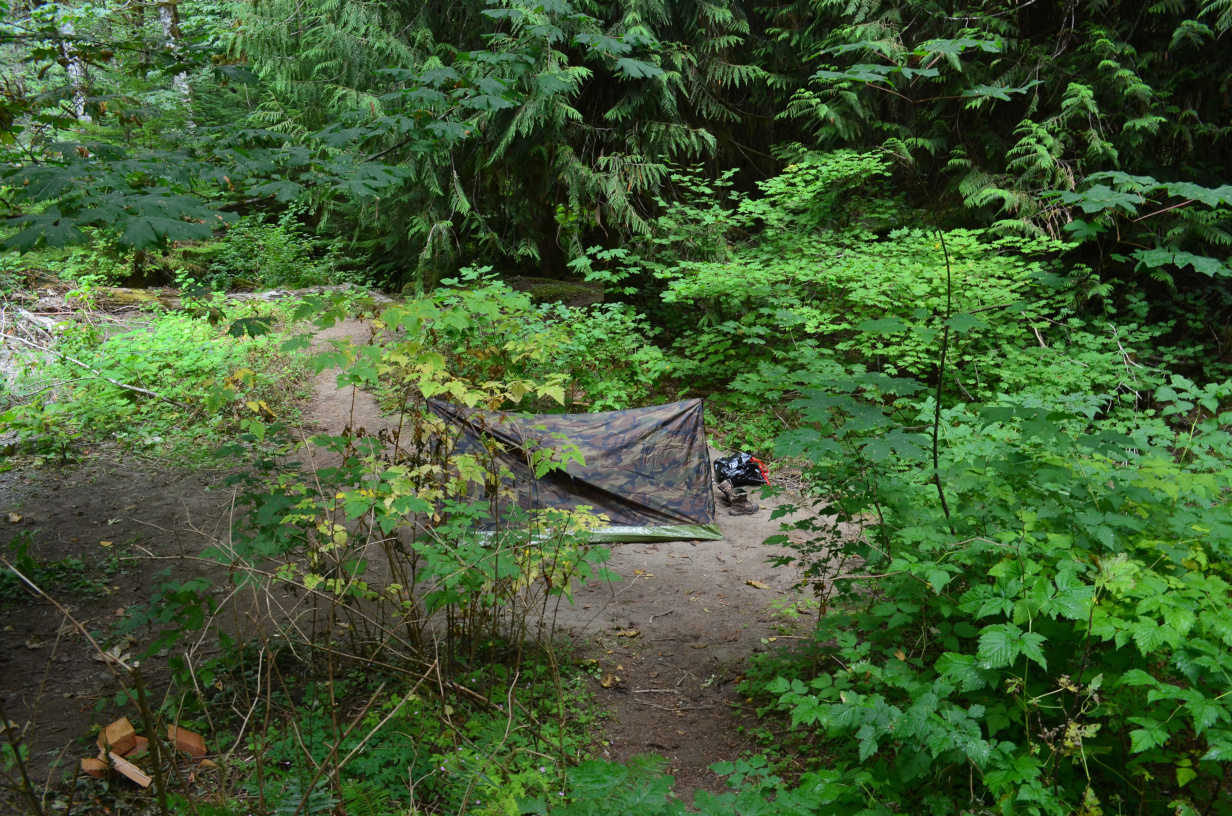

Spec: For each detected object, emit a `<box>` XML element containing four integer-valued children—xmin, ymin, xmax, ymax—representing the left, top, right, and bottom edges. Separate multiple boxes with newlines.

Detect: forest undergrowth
<box><xmin>4</xmin><ymin>0</ymin><xmax>1232</xmax><ymax>814</ymax></box>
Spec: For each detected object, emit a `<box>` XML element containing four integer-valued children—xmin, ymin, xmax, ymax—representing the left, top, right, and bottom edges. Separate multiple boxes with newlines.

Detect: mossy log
<box><xmin>88</xmin><ymin>288</ymin><xmax>183</xmax><ymax>311</ymax></box>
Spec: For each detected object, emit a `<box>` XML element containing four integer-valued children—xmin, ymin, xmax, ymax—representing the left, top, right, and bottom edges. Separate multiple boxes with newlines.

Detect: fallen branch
<box><xmin>633</xmin><ymin>700</ymin><xmax>714</xmax><ymax>711</ymax></box>
<box><xmin>0</xmin><ymin>331</ymin><xmax>191</xmax><ymax>411</ymax></box>
<box><xmin>648</xmin><ymin>609</ymin><xmax>675</xmax><ymax>625</ymax></box>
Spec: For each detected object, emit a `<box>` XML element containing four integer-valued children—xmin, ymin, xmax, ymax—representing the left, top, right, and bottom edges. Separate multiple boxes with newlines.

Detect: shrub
<box><xmin>10</xmin><ymin>302</ymin><xmax>309</xmax><ymax>458</ymax></box>
<box><xmin>747</xmin><ymin>366</ymin><xmax>1232</xmax><ymax>814</ymax></box>
<box><xmin>207</xmin><ymin>209</ymin><xmax>339</xmax><ymax>289</ymax></box>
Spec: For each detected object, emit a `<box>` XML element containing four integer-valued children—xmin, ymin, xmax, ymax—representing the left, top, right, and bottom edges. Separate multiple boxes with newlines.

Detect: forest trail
<box><xmin>1</xmin><ymin>317</ymin><xmax>843</xmax><ymax>798</ymax></box>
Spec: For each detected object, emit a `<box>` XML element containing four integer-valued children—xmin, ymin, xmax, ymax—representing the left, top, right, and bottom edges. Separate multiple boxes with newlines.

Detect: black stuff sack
<box><xmin>714</xmin><ymin>452</ymin><xmax>770</xmax><ymax>487</ymax></box>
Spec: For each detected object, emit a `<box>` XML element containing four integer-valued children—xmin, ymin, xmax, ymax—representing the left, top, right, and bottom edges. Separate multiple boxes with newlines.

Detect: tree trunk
<box><xmin>58</xmin><ymin>19</ymin><xmax>90</xmax><ymax>121</ymax></box>
<box><xmin>158</xmin><ymin>2</ymin><xmax>194</xmax><ymax>132</ymax></box>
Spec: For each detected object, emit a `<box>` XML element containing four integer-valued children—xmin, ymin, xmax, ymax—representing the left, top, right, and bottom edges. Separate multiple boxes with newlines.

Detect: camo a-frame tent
<box><xmin>428</xmin><ymin>398</ymin><xmax>723</xmax><ymax>543</ymax></box>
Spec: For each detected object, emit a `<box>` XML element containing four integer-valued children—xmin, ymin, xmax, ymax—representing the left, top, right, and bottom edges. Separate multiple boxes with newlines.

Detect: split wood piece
<box><xmin>109</xmin><ymin>751</ymin><xmax>152</xmax><ymax>787</ymax></box>
<box><xmin>96</xmin><ymin>717</ymin><xmax>137</xmax><ymax>756</ymax></box>
<box><xmin>167</xmin><ymin>725</ymin><xmax>206</xmax><ymax>758</ymax></box>
<box><xmin>124</xmin><ymin>736</ymin><xmax>149</xmax><ymax>759</ymax></box>
<box><xmin>81</xmin><ymin>757</ymin><xmax>107</xmax><ymax>779</ymax></box>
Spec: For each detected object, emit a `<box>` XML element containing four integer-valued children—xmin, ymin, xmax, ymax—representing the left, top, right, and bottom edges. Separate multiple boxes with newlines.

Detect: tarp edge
<box><xmin>587</xmin><ymin>524</ymin><xmax>724</xmax><ymax>543</ymax></box>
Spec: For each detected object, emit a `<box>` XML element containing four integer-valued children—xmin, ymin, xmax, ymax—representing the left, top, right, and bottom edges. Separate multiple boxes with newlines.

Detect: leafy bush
<box><xmin>744</xmin><ymin>365</ymin><xmax>1232</xmax><ymax>814</ymax></box>
<box><xmin>206</xmin><ymin>210</ymin><xmax>342</xmax><ymax>289</ymax></box>
<box><xmin>385</xmin><ymin>269</ymin><xmax>666</xmax><ymax>413</ymax></box>
<box><xmin>16</xmin><ymin>242</ymin><xmax>131</xmax><ymax>287</ymax></box>
<box><xmin>650</xmin><ymin>151</ymin><xmax>1189</xmax><ymax>412</ymax></box>
<box><xmin>12</xmin><ymin>303</ymin><xmax>309</xmax><ymax>458</ymax></box>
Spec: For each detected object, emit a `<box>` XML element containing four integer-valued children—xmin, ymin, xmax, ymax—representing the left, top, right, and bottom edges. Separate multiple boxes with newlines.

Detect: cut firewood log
<box><xmin>123</xmin><ymin>736</ymin><xmax>149</xmax><ymax>759</ymax></box>
<box><xmin>167</xmin><ymin>725</ymin><xmax>206</xmax><ymax>758</ymax></box>
<box><xmin>109</xmin><ymin>752</ymin><xmax>152</xmax><ymax>788</ymax></box>
<box><xmin>81</xmin><ymin>757</ymin><xmax>107</xmax><ymax>778</ymax></box>
<box><xmin>96</xmin><ymin>718</ymin><xmax>137</xmax><ymax>756</ymax></box>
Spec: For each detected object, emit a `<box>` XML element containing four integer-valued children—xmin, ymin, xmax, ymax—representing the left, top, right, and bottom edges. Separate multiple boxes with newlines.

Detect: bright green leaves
<box><xmin>856</xmin><ymin>316</ymin><xmax>908</xmax><ymax>334</ymax></box>
<box><xmin>1128</xmin><ymin>718</ymin><xmax>1170</xmax><ymax>753</ymax></box>
<box><xmin>1052</xmin><ymin>184</ymin><xmax>1145</xmax><ymax>215</ymax></box>
<box><xmin>977</xmin><ymin>624</ymin><xmax>1048</xmax><ymax>669</ymax></box>
<box><xmin>765</xmin><ymin>325</ymin><xmax>1232</xmax><ymax>812</ymax></box>
<box><xmin>1132</xmin><ymin>249</ymin><xmax>1229</xmax><ymax>277</ymax></box>
<box><xmin>943</xmin><ymin>313</ymin><xmax>988</xmax><ymax>334</ymax></box>
<box><xmin>960</xmin><ymin>80</ymin><xmax>1043</xmax><ymax>102</ymax></box>
<box><xmin>1041</xmin><ymin>567</ymin><xmax>1094</xmax><ymax>621</ymax></box>
<box><xmin>935</xmin><ymin>653</ymin><xmax>998</xmax><ymax>691</ymax></box>
<box><xmin>612</xmin><ymin>57</ymin><xmax>664</xmax><ymax>79</ymax></box>
<box><xmin>1154</xmin><ymin>375</ymin><xmax>1232</xmax><ymax>417</ymax></box>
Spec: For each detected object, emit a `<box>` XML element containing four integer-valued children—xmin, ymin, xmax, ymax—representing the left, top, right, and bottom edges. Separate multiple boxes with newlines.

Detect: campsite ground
<box><xmin>1</xmin><ymin>318</ymin><xmax>845</xmax><ymax>800</ymax></box>
<box><xmin>555</xmin><ymin>498</ymin><xmax>830</xmax><ymax>798</ymax></box>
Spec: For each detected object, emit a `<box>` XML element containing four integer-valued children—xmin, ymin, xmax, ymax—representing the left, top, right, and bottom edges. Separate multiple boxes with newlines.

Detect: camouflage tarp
<box><xmin>428</xmin><ymin>399</ymin><xmax>722</xmax><ymax>542</ymax></box>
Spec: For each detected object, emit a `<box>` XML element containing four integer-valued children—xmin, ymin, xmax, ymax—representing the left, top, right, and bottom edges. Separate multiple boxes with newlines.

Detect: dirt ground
<box><xmin>554</xmin><ymin>494</ymin><xmax>824</xmax><ymax>798</ymax></box>
<box><xmin>0</xmin><ymin>454</ymin><xmax>234</xmax><ymax>785</ymax></box>
<box><xmin>1</xmin><ymin>317</ymin><xmax>843</xmax><ymax>801</ymax></box>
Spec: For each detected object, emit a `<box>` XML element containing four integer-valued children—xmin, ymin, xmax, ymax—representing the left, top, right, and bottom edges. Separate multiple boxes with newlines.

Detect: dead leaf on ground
<box><xmin>123</xmin><ymin>505</ymin><xmax>137</xmax><ymax>511</ymax></box>
<box><xmin>691</xmin><ymin>644</ymin><xmax>708</xmax><ymax>649</ymax></box>
<box><xmin>25</xmin><ymin>637</ymin><xmax>43</xmax><ymax>650</ymax></box>
<box><xmin>99</xmin><ymin>540</ymin><xmax>113</xmax><ymax>548</ymax></box>
<box><xmin>600</xmin><ymin>674</ymin><xmax>617</xmax><ymax>688</ymax></box>
<box><xmin>725</xmin><ymin>633</ymin><xmax>739</xmax><ymax>642</ymax></box>
<box><xmin>615</xmin><ymin>629</ymin><xmax>641</xmax><ymax>638</ymax></box>
<box><xmin>895</xmin><ymin>650</ymin><xmax>906</xmax><ymax>661</ymax></box>
<box><xmin>745</xmin><ymin>580</ymin><xmax>770</xmax><ymax>590</ymax></box>
<box><xmin>91</xmin><ymin>643</ymin><xmax>133</xmax><ymax>666</ymax></box>
<box><xmin>107</xmin><ymin>519</ymin><xmax>122</xmax><ymax>525</ymax></box>
<box><xmin>6</xmin><ymin>513</ymin><xmax>22</xmax><ymax>523</ymax></box>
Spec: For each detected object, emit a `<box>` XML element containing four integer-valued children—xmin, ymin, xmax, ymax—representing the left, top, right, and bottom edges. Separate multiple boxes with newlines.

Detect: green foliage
<box><xmin>9</xmin><ymin>302</ymin><xmax>309</xmax><ymax>458</ymax></box>
<box><xmin>24</xmin><ymin>242</ymin><xmax>131</xmax><ymax>287</ymax></box>
<box><xmin>7</xmin><ymin>3</ymin><xmax>1232</xmax><ymax>815</ymax></box>
<box><xmin>0</xmin><ymin>401</ymin><xmax>81</xmax><ymax>463</ymax></box>
<box><xmin>253</xmin><ymin>674</ymin><xmax>575</xmax><ymax>816</ymax></box>
<box><xmin>636</xmin><ymin>150</ymin><xmax>1193</xmax><ymax>415</ymax></box>
<box><xmin>746</xmin><ymin>360</ymin><xmax>1232</xmax><ymax>813</ymax></box>
<box><xmin>206</xmin><ymin>210</ymin><xmax>340</xmax><ymax>289</ymax></box>
<box><xmin>384</xmin><ymin>269</ymin><xmax>666</xmax><ymax>413</ymax></box>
